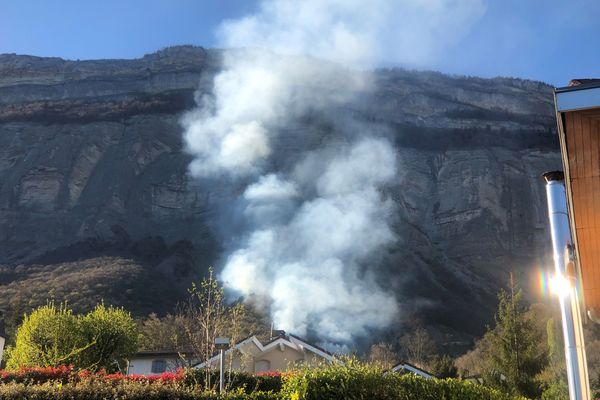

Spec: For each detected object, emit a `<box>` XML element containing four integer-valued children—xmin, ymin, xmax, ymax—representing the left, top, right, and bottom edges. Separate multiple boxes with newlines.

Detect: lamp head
<box><xmin>215</xmin><ymin>337</ymin><xmax>230</xmax><ymax>350</ymax></box>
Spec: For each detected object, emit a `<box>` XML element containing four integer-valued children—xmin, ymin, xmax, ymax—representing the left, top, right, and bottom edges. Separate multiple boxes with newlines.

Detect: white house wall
<box><xmin>201</xmin><ymin>345</ymin><xmax>329</xmax><ymax>373</ymax></box>
<box><xmin>252</xmin><ymin>345</ymin><xmax>305</xmax><ymax>372</ymax></box>
<box><xmin>127</xmin><ymin>357</ymin><xmax>180</xmax><ymax>375</ymax></box>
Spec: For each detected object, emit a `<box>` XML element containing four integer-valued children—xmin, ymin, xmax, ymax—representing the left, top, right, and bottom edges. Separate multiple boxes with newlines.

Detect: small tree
<box><xmin>430</xmin><ymin>354</ymin><xmax>458</xmax><ymax>378</ymax></box>
<box><xmin>6</xmin><ymin>303</ymin><xmax>85</xmax><ymax>369</ymax></box>
<box><xmin>138</xmin><ymin>313</ymin><xmax>188</xmax><ymax>350</ymax></box>
<box><xmin>181</xmin><ymin>268</ymin><xmax>227</xmax><ymax>388</ymax></box>
<box><xmin>181</xmin><ymin>268</ymin><xmax>270</xmax><ymax>389</ymax></box>
<box><xmin>400</xmin><ymin>327</ymin><xmax>437</xmax><ymax>369</ymax></box>
<box><xmin>77</xmin><ymin>304</ymin><xmax>137</xmax><ymax>372</ymax></box>
<box><xmin>6</xmin><ymin>303</ymin><xmax>137</xmax><ymax>372</ymax></box>
<box><xmin>224</xmin><ymin>302</ymin><xmax>266</xmax><ymax>384</ymax></box>
<box><xmin>537</xmin><ymin>316</ymin><xmax>570</xmax><ymax>399</ymax></box>
<box><xmin>136</xmin><ymin>268</ymin><xmax>269</xmax><ymax>388</ymax></box>
<box><xmin>138</xmin><ymin>312</ymin><xmax>194</xmax><ymax>369</ymax></box>
<box><xmin>455</xmin><ymin>331</ymin><xmax>495</xmax><ymax>378</ymax></box>
<box><xmin>368</xmin><ymin>342</ymin><xmax>397</xmax><ymax>369</ymax></box>
<box><xmin>486</xmin><ymin>281</ymin><xmax>547</xmax><ymax>398</ymax></box>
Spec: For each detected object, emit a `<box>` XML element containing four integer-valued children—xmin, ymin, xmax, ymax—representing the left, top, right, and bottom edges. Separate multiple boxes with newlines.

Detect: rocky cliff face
<box><xmin>0</xmin><ymin>46</ymin><xmax>561</xmax><ymax>345</ymax></box>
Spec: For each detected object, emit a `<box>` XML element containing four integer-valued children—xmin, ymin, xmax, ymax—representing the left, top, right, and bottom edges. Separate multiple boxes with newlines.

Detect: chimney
<box><xmin>271</xmin><ymin>329</ymin><xmax>286</xmax><ymax>340</ymax></box>
<box><xmin>543</xmin><ymin>170</ymin><xmax>591</xmax><ymax>400</ymax></box>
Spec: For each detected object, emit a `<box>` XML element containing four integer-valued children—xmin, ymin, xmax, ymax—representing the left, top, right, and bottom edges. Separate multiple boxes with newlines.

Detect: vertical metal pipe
<box><xmin>544</xmin><ymin>171</ymin><xmax>590</xmax><ymax>400</ymax></box>
<box><xmin>219</xmin><ymin>349</ymin><xmax>225</xmax><ymax>393</ymax></box>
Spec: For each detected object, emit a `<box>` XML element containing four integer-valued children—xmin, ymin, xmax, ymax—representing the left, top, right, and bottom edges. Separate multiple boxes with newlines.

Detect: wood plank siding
<box><xmin>564</xmin><ymin>111</ymin><xmax>600</xmax><ymax>318</ymax></box>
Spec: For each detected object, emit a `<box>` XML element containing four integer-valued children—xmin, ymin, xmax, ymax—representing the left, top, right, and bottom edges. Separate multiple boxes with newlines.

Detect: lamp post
<box><xmin>215</xmin><ymin>337</ymin><xmax>230</xmax><ymax>393</ymax></box>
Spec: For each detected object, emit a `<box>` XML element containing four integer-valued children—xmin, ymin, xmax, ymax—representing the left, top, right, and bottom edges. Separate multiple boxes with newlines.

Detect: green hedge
<box><xmin>0</xmin><ymin>381</ymin><xmax>279</xmax><ymax>400</ymax></box>
<box><xmin>184</xmin><ymin>369</ymin><xmax>282</xmax><ymax>393</ymax></box>
<box><xmin>0</xmin><ymin>363</ymin><xmax>528</xmax><ymax>400</ymax></box>
<box><xmin>281</xmin><ymin>362</ymin><xmax>528</xmax><ymax>400</ymax></box>
<box><xmin>0</xmin><ymin>381</ymin><xmax>203</xmax><ymax>400</ymax></box>
<box><xmin>0</xmin><ymin>366</ymin><xmax>282</xmax><ymax>393</ymax></box>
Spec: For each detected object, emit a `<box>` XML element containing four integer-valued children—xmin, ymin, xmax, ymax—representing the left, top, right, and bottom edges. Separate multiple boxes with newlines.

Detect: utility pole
<box><xmin>215</xmin><ymin>337</ymin><xmax>230</xmax><ymax>394</ymax></box>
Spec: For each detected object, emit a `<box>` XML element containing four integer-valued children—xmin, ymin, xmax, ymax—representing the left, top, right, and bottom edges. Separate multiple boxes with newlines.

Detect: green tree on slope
<box><xmin>486</xmin><ymin>281</ymin><xmax>547</xmax><ymax>398</ymax></box>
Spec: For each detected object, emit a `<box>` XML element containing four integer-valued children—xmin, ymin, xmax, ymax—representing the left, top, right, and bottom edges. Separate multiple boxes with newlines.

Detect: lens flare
<box><xmin>536</xmin><ymin>267</ymin><xmax>552</xmax><ymax>298</ymax></box>
<box><xmin>549</xmin><ymin>273</ymin><xmax>572</xmax><ymax>298</ymax></box>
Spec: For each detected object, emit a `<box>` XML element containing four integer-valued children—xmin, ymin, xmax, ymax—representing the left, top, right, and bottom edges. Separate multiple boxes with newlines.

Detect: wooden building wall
<box><xmin>564</xmin><ymin>111</ymin><xmax>600</xmax><ymax>318</ymax></box>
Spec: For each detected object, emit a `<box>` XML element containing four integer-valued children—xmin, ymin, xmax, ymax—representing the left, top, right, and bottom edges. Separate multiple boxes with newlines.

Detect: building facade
<box><xmin>194</xmin><ymin>333</ymin><xmax>334</xmax><ymax>373</ymax></box>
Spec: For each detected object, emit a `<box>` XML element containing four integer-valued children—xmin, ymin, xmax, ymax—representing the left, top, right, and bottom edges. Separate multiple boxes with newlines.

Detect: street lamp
<box><xmin>215</xmin><ymin>337</ymin><xmax>230</xmax><ymax>393</ymax></box>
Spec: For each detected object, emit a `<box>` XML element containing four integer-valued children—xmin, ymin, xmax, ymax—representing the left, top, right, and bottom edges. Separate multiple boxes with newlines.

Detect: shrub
<box><xmin>0</xmin><ymin>365</ymin><xmax>186</xmax><ymax>385</ymax></box>
<box><xmin>0</xmin><ymin>380</ymin><xmax>278</xmax><ymax>400</ymax></box>
<box><xmin>5</xmin><ymin>303</ymin><xmax>80</xmax><ymax>370</ymax></box>
<box><xmin>184</xmin><ymin>369</ymin><xmax>283</xmax><ymax>393</ymax></box>
<box><xmin>0</xmin><ymin>365</ymin><xmax>74</xmax><ymax>384</ymax></box>
<box><xmin>0</xmin><ymin>362</ymin><xmax>530</xmax><ymax>399</ymax></box>
<box><xmin>76</xmin><ymin>303</ymin><xmax>138</xmax><ymax>372</ymax></box>
<box><xmin>281</xmin><ymin>361</ymin><xmax>529</xmax><ymax>400</ymax></box>
<box><xmin>0</xmin><ymin>380</ymin><xmax>209</xmax><ymax>400</ymax></box>
<box><xmin>541</xmin><ymin>380</ymin><xmax>569</xmax><ymax>400</ymax></box>
<box><xmin>7</xmin><ymin>303</ymin><xmax>137</xmax><ymax>372</ymax></box>
<box><xmin>219</xmin><ymin>388</ymin><xmax>281</xmax><ymax>400</ymax></box>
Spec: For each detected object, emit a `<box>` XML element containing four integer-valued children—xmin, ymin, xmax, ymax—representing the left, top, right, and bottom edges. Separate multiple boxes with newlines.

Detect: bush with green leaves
<box><xmin>281</xmin><ymin>360</ymin><xmax>528</xmax><ymax>400</ymax></box>
<box><xmin>5</xmin><ymin>304</ymin><xmax>81</xmax><ymax>370</ymax></box>
<box><xmin>0</xmin><ymin>361</ymin><xmax>535</xmax><ymax>399</ymax></box>
<box><xmin>0</xmin><ymin>381</ymin><xmax>279</xmax><ymax>400</ymax></box>
<box><xmin>76</xmin><ymin>303</ymin><xmax>138</xmax><ymax>371</ymax></box>
<box><xmin>0</xmin><ymin>362</ymin><xmax>530</xmax><ymax>399</ymax></box>
<box><xmin>5</xmin><ymin>303</ymin><xmax>137</xmax><ymax>372</ymax></box>
<box><xmin>184</xmin><ymin>369</ymin><xmax>283</xmax><ymax>393</ymax></box>
<box><xmin>0</xmin><ymin>380</ymin><xmax>201</xmax><ymax>400</ymax></box>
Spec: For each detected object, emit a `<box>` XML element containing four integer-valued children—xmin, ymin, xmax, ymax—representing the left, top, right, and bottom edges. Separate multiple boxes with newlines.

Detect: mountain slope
<box><xmin>0</xmin><ymin>46</ymin><xmax>561</xmax><ymax>346</ymax></box>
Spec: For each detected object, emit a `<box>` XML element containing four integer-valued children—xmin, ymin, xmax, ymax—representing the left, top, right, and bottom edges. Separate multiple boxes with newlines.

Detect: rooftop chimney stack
<box><xmin>543</xmin><ymin>171</ymin><xmax>590</xmax><ymax>400</ymax></box>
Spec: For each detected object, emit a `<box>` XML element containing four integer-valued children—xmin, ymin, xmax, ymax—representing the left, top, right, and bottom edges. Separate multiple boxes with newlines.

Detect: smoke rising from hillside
<box><xmin>221</xmin><ymin>138</ymin><xmax>398</xmax><ymax>343</ymax></box>
<box><xmin>182</xmin><ymin>0</ymin><xmax>485</xmax><ymax>345</ymax></box>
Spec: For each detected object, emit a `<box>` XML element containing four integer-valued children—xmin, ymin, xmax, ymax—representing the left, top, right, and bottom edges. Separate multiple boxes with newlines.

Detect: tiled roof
<box><xmin>569</xmin><ymin>79</ymin><xmax>600</xmax><ymax>87</ymax></box>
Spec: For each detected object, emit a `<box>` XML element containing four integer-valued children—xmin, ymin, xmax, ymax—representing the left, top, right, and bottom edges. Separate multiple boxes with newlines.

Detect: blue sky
<box><xmin>1</xmin><ymin>0</ymin><xmax>599</xmax><ymax>86</ymax></box>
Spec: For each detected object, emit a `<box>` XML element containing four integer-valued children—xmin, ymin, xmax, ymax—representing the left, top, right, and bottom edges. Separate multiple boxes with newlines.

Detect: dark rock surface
<box><xmin>0</xmin><ymin>46</ymin><xmax>561</xmax><ymax>346</ymax></box>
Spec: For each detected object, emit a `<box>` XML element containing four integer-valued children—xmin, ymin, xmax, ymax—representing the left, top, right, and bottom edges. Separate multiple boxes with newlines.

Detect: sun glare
<box><xmin>549</xmin><ymin>273</ymin><xmax>572</xmax><ymax>298</ymax></box>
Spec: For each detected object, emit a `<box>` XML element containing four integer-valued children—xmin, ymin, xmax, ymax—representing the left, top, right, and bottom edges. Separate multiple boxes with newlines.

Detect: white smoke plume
<box><xmin>182</xmin><ymin>0</ymin><xmax>485</xmax><ymax>345</ymax></box>
<box><xmin>217</xmin><ymin>0</ymin><xmax>486</xmax><ymax>67</ymax></box>
<box><xmin>222</xmin><ymin>138</ymin><xmax>398</xmax><ymax>343</ymax></box>
<box><xmin>182</xmin><ymin>50</ymin><xmax>366</xmax><ymax>177</ymax></box>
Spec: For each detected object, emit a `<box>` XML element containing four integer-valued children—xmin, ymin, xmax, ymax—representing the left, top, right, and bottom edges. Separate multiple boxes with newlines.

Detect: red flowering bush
<box><xmin>0</xmin><ymin>365</ymin><xmax>74</xmax><ymax>384</ymax></box>
<box><xmin>0</xmin><ymin>365</ymin><xmax>186</xmax><ymax>385</ymax></box>
<box><xmin>256</xmin><ymin>371</ymin><xmax>282</xmax><ymax>378</ymax></box>
<box><xmin>103</xmin><ymin>369</ymin><xmax>185</xmax><ymax>383</ymax></box>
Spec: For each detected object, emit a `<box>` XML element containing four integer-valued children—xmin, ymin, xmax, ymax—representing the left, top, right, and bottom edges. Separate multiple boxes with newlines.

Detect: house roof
<box><xmin>131</xmin><ymin>350</ymin><xmax>192</xmax><ymax>358</ymax></box>
<box><xmin>193</xmin><ymin>332</ymin><xmax>335</xmax><ymax>369</ymax></box>
<box><xmin>287</xmin><ymin>334</ymin><xmax>333</xmax><ymax>357</ymax></box>
<box><xmin>390</xmin><ymin>362</ymin><xmax>434</xmax><ymax>379</ymax></box>
<box><xmin>556</xmin><ymin>79</ymin><xmax>600</xmax><ymax>93</ymax></box>
<box><xmin>555</xmin><ymin>79</ymin><xmax>600</xmax><ymax>113</ymax></box>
